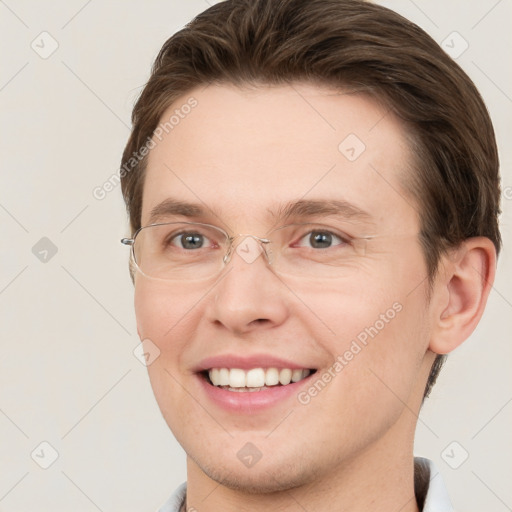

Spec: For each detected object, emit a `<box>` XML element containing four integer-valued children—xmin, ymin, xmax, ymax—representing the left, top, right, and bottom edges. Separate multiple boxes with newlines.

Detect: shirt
<box><xmin>157</xmin><ymin>457</ymin><xmax>453</xmax><ymax>512</ymax></box>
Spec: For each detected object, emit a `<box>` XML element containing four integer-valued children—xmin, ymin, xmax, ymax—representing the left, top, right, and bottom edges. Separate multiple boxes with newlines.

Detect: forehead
<box><xmin>142</xmin><ymin>82</ymin><xmax>418</xmax><ymax>233</ymax></box>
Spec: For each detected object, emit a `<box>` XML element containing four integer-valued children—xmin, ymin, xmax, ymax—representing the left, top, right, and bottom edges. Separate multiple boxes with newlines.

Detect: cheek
<box><xmin>295</xmin><ymin>258</ymin><xmax>430</xmax><ymax>399</ymax></box>
<box><xmin>134</xmin><ymin>280</ymin><xmax>200</xmax><ymax>397</ymax></box>
<box><xmin>134</xmin><ymin>279</ymin><xmax>202</xmax><ymax>343</ymax></box>
<box><xmin>134</xmin><ymin>280</ymin><xmax>206</xmax><ymax>429</ymax></box>
<box><xmin>284</xmin><ymin>270</ymin><xmax>406</xmax><ymax>345</ymax></box>
<box><xmin>304</xmin><ymin>296</ymin><xmax>428</xmax><ymax>449</ymax></box>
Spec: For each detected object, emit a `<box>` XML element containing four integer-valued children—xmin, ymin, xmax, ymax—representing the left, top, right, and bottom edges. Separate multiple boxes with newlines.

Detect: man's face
<box><xmin>135</xmin><ymin>83</ymin><xmax>436</xmax><ymax>491</ymax></box>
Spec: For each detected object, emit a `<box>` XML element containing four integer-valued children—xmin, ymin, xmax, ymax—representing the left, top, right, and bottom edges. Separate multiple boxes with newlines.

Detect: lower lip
<box><xmin>197</xmin><ymin>373</ymin><xmax>315</xmax><ymax>412</ymax></box>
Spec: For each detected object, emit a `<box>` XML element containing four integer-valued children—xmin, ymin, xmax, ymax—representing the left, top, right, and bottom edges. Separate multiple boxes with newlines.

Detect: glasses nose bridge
<box><xmin>223</xmin><ymin>232</ymin><xmax>273</xmax><ymax>265</ymax></box>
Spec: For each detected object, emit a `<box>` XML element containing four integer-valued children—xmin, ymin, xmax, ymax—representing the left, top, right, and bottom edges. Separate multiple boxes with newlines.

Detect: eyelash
<box><xmin>293</xmin><ymin>229</ymin><xmax>350</xmax><ymax>249</ymax></box>
<box><xmin>167</xmin><ymin>227</ymin><xmax>352</xmax><ymax>250</ymax></box>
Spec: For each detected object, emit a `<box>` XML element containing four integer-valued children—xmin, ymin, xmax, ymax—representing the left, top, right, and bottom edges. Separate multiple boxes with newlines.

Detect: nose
<box><xmin>223</xmin><ymin>233</ymin><xmax>272</xmax><ymax>266</ymax></box>
<box><xmin>206</xmin><ymin>236</ymin><xmax>289</xmax><ymax>336</ymax></box>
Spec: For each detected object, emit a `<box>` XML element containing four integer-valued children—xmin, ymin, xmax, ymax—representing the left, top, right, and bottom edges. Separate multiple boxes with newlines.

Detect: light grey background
<box><xmin>0</xmin><ymin>1</ymin><xmax>510</xmax><ymax>511</ymax></box>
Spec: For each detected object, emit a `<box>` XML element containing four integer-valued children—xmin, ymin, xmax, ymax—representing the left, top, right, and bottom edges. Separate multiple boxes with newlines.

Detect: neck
<box><xmin>184</xmin><ymin>413</ymin><xmax>421</xmax><ymax>512</ymax></box>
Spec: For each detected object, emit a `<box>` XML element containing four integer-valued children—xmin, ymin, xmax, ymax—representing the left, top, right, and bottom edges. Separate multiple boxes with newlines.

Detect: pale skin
<box><xmin>133</xmin><ymin>83</ymin><xmax>496</xmax><ymax>511</ymax></box>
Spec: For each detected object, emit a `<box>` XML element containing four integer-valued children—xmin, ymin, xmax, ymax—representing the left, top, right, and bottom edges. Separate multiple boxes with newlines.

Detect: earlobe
<box><xmin>429</xmin><ymin>237</ymin><xmax>496</xmax><ymax>355</ymax></box>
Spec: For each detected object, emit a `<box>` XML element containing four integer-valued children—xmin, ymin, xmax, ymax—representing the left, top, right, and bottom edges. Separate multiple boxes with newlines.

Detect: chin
<box><xmin>188</xmin><ymin>450</ymin><xmax>320</xmax><ymax>494</ymax></box>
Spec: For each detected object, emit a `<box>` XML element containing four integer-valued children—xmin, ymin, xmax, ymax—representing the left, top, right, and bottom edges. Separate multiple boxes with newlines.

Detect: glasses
<box><xmin>121</xmin><ymin>221</ymin><xmax>376</xmax><ymax>281</ymax></box>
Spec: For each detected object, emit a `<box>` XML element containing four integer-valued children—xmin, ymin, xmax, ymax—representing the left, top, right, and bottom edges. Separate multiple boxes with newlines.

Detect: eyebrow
<box><xmin>148</xmin><ymin>198</ymin><xmax>208</xmax><ymax>224</ymax></box>
<box><xmin>272</xmin><ymin>198</ymin><xmax>374</xmax><ymax>224</ymax></box>
<box><xmin>147</xmin><ymin>197</ymin><xmax>374</xmax><ymax>226</ymax></box>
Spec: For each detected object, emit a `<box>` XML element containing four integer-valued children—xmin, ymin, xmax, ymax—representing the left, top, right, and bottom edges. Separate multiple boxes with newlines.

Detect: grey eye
<box><xmin>310</xmin><ymin>231</ymin><xmax>333</xmax><ymax>248</ymax></box>
<box><xmin>297</xmin><ymin>230</ymin><xmax>345</xmax><ymax>249</ymax></box>
<box><xmin>171</xmin><ymin>232</ymin><xmax>209</xmax><ymax>250</ymax></box>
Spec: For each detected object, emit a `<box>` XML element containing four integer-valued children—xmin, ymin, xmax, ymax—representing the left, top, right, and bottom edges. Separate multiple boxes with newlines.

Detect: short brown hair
<box><xmin>120</xmin><ymin>0</ymin><xmax>501</xmax><ymax>398</ymax></box>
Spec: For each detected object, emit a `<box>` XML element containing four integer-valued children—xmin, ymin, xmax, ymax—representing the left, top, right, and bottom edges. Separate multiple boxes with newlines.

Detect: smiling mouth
<box><xmin>201</xmin><ymin>367</ymin><xmax>317</xmax><ymax>392</ymax></box>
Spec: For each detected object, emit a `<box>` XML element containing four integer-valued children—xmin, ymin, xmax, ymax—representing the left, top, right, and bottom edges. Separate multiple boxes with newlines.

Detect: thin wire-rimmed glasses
<box><xmin>121</xmin><ymin>221</ymin><xmax>376</xmax><ymax>281</ymax></box>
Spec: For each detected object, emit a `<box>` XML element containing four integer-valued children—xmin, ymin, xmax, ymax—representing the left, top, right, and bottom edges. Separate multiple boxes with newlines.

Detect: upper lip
<box><xmin>193</xmin><ymin>354</ymin><xmax>317</xmax><ymax>372</ymax></box>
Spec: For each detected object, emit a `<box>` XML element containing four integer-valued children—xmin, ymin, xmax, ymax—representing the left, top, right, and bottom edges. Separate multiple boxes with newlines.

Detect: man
<box><xmin>119</xmin><ymin>1</ymin><xmax>501</xmax><ymax>510</ymax></box>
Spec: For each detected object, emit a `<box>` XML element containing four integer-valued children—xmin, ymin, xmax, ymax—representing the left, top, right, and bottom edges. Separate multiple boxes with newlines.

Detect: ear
<box><xmin>429</xmin><ymin>237</ymin><xmax>496</xmax><ymax>355</ymax></box>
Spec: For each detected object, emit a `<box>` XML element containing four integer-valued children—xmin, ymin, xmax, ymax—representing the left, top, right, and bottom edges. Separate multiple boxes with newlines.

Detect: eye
<box><xmin>168</xmin><ymin>231</ymin><xmax>212</xmax><ymax>250</ymax></box>
<box><xmin>295</xmin><ymin>229</ymin><xmax>347</xmax><ymax>249</ymax></box>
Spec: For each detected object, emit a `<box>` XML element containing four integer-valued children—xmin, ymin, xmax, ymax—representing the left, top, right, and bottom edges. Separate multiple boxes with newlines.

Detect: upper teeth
<box><xmin>208</xmin><ymin>368</ymin><xmax>311</xmax><ymax>388</ymax></box>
